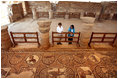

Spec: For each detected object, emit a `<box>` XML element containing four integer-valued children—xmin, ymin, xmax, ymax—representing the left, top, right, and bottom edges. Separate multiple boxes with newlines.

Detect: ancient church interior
<box><xmin>1</xmin><ymin>1</ymin><xmax>117</xmax><ymax>78</ymax></box>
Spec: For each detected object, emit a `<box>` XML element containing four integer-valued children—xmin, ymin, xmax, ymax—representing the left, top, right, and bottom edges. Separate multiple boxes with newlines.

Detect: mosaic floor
<box><xmin>1</xmin><ymin>50</ymin><xmax>117</xmax><ymax>78</ymax></box>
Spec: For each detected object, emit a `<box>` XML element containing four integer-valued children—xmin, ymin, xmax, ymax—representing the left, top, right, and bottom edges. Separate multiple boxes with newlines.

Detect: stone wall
<box><xmin>22</xmin><ymin>1</ymin><xmax>30</xmax><ymax>15</ymax></box>
<box><xmin>99</xmin><ymin>2</ymin><xmax>117</xmax><ymax>20</ymax></box>
<box><xmin>10</xmin><ymin>3</ymin><xmax>24</xmax><ymax>22</ymax></box>
<box><xmin>1</xmin><ymin>25</ymin><xmax>12</xmax><ymax>50</ymax></box>
<box><xmin>28</xmin><ymin>1</ymin><xmax>51</xmax><ymax>18</ymax></box>
<box><xmin>105</xmin><ymin>2</ymin><xmax>117</xmax><ymax>14</ymax></box>
<box><xmin>26</xmin><ymin>1</ymin><xmax>116</xmax><ymax>20</ymax></box>
<box><xmin>55</xmin><ymin>1</ymin><xmax>102</xmax><ymax>19</ymax></box>
<box><xmin>56</xmin><ymin>1</ymin><xmax>102</xmax><ymax>13</ymax></box>
<box><xmin>28</xmin><ymin>1</ymin><xmax>51</xmax><ymax>12</ymax></box>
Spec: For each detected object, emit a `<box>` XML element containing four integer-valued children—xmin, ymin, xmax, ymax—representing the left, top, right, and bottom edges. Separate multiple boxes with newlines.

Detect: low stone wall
<box><xmin>69</xmin><ymin>12</ymin><xmax>81</xmax><ymax>19</ymax></box>
<box><xmin>84</xmin><ymin>12</ymin><xmax>96</xmax><ymax>17</ymax></box>
<box><xmin>54</xmin><ymin>12</ymin><xmax>66</xmax><ymax>18</ymax></box>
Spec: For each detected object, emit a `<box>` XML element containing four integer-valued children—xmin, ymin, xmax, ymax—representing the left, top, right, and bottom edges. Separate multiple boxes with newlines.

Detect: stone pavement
<box><xmin>1</xmin><ymin>49</ymin><xmax>117</xmax><ymax>78</ymax></box>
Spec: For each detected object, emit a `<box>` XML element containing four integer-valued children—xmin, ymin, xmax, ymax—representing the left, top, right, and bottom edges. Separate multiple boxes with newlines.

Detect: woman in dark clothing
<box><xmin>68</xmin><ymin>25</ymin><xmax>75</xmax><ymax>44</ymax></box>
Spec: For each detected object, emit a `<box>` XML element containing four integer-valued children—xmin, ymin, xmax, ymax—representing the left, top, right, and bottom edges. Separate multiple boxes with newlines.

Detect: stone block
<box><xmin>1</xmin><ymin>25</ymin><xmax>12</xmax><ymax>50</ymax></box>
<box><xmin>80</xmin><ymin>17</ymin><xmax>95</xmax><ymax>23</ymax></box>
<box><xmin>37</xmin><ymin>20</ymin><xmax>52</xmax><ymax>49</ymax></box>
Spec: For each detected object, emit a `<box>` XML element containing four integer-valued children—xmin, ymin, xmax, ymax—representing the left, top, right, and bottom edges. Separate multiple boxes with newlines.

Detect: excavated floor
<box><xmin>1</xmin><ymin>45</ymin><xmax>117</xmax><ymax>78</ymax></box>
<box><xmin>2</xmin><ymin>15</ymin><xmax>117</xmax><ymax>78</ymax></box>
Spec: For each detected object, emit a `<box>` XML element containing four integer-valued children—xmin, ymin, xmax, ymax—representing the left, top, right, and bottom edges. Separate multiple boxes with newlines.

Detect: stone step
<box><xmin>51</xmin><ymin>44</ymin><xmax>78</xmax><ymax>49</ymax></box>
<box><xmin>7</xmin><ymin>43</ymin><xmax>116</xmax><ymax>52</ymax></box>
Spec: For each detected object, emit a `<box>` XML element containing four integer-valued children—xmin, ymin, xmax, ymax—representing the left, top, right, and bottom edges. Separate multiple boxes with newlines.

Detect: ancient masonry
<box><xmin>6</xmin><ymin>1</ymin><xmax>117</xmax><ymax>22</ymax></box>
<box><xmin>1</xmin><ymin>51</ymin><xmax>117</xmax><ymax>78</ymax></box>
<box><xmin>37</xmin><ymin>20</ymin><xmax>52</xmax><ymax>49</ymax></box>
<box><xmin>31</xmin><ymin>7</ymin><xmax>38</xmax><ymax>20</ymax></box>
<box><xmin>27</xmin><ymin>1</ymin><xmax>117</xmax><ymax>20</ymax></box>
<box><xmin>1</xmin><ymin>25</ymin><xmax>12</xmax><ymax>50</ymax></box>
<box><xmin>1</xmin><ymin>1</ymin><xmax>117</xmax><ymax>78</ymax></box>
<box><xmin>8</xmin><ymin>3</ymin><xmax>24</xmax><ymax>22</ymax></box>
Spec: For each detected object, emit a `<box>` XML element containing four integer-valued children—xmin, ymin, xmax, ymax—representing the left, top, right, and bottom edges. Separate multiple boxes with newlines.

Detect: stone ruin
<box><xmin>5</xmin><ymin>1</ymin><xmax>117</xmax><ymax>22</ymax></box>
<box><xmin>8</xmin><ymin>3</ymin><xmax>24</xmax><ymax>22</ymax></box>
<box><xmin>27</xmin><ymin>1</ymin><xmax>116</xmax><ymax>20</ymax></box>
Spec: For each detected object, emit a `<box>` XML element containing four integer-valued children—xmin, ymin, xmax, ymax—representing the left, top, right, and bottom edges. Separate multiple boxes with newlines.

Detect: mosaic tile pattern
<box><xmin>1</xmin><ymin>50</ymin><xmax>117</xmax><ymax>78</ymax></box>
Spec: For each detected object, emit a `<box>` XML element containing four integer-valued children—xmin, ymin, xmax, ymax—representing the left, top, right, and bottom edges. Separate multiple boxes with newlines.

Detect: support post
<box><xmin>49</xmin><ymin>10</ymin><xmax>53</xmax><ymax>19</ymax></box>
<box><xmin>1</xmin><ymin>25</ymin><xmax>13</xmax><ymax>50</ymax></box>
<box><xmin>37</xmin><ymin>20</ymin><xmax>52</xmax><ymax>49</ymax></box>
<box><xmin>31</xmin><ymin>7</ymin><xmax>38</xmax><ymax>20</ymax></box>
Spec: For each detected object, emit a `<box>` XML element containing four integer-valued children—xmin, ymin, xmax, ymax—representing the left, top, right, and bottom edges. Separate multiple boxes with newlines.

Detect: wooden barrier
<box><xmin>88</xmin><ymin>32</ymin><xmax>117</xmax><ymax>47</ymax></box>
<box><xmin>10</xmin><ymin>32</ymin><xmax>40</xmax><ymax>47</ymax></box>
<box><xmin>52</xmin><ymin>32</ymin><xmax>80</xmax><ymax>46</ymax></box>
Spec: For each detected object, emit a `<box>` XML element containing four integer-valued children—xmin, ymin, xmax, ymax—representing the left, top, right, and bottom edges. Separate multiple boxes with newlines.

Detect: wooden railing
<box><xmin>88</xmin><ymin>32</ymin><xmax>117</xmax><ymax>47</ymax></box>
<box><xmin>10</xmin><ymin>32</ymin><xmax>40</xmax><ymax>47</ymax></box>
<box><xmin>52</xmin><ymin>32</ymin><xmax>80</xmax><ymax>45</ymax></box>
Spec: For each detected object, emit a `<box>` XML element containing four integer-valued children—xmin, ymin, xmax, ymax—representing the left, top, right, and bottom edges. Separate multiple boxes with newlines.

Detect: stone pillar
<box><xmin>8</xmin><ymin>5</ymin><xmax>13</xmax><ymax>23</ymax></box>
<box><xmin>31</xmin><ymin>7</ymin><xmax>38</xmax><ymax>20</ymax></box>
<box><xmin>95</xmin><ymin>12</ymin><xmax>100</xmax><ymax>20</ymax></box>
<box><xmin>109</xmin><ymin>13</ymin><xmax>114</xmax><ymax>20</ymax></box>
<box><xmin>37</xmin><ymin>21</ymin><xmax>52</xmax><ymax>49</ymax></box>
<box><xmin>113</xmin><ymin>38</ymin><xmax>117</xmax><ymax>47</ymax></box>
<box><xmin>80</xmin><ymin>12</ymin><xmax>84</xmax><ymax>18</ymax></box>
<box><xmin>1</xmin><ymin>25</ymin><xmax>12</xmax><ymax>50</ymax></box>
<box><xmin>49</xmin><ymin>10</ymin><xmax>53</xmax><ymax>19</ymax></box>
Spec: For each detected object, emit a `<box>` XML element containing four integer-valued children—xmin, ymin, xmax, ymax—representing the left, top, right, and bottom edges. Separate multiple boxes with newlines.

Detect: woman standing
<box><xmin>68</xmin><ymin>25</ymin><xmax>75</xmax><ymax>44</ymax></box>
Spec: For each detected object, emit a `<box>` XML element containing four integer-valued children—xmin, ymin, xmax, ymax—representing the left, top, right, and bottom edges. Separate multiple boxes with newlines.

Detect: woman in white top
<box><xmin>57</xmin><ymin>23</ymin><xmax>63</xmax><ymax>45</ymax></box>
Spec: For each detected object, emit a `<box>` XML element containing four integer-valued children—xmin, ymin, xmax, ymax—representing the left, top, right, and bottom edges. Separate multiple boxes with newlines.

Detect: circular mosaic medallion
<box><xmin>94</xmin><ymin>65</ymin><xmax>117</xmax><ymax>78</ymax></box>
<box><xmin>10</xmin><ymin>53</ymin><xmax>26</xmax><ymax>65</ymax></box>
<box><xmin>35</xmin><ymin>67</ymin><xmax>75</xmax><ymax>78</ymax></box>
<box><xmin>26</xmin><ymin>55</ymin><xmax>39</xmax><ymax>64</ymax></box>
<box><xmin>42</xmin><ymin>53</ymin><xmax>55</xmax><ymax>65</ymax></box>
<box><xmin>88</xmin><ymin>54</ymin><xmax>100</xmax><ymax>63</ymax></box>
<box><xmin>58</xmin><ymin>54</ymin><xmax>73</xmax><ymax>65</ymax></box>
<box><xmin>100</xmin><ymin>57</ymin><xmax>112</xmax><ymax>66</ymax></box>
<box><xmin>73</xmin><ymin>53</ymin><xmax>86</xmax><ymax>64</ymax></box>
